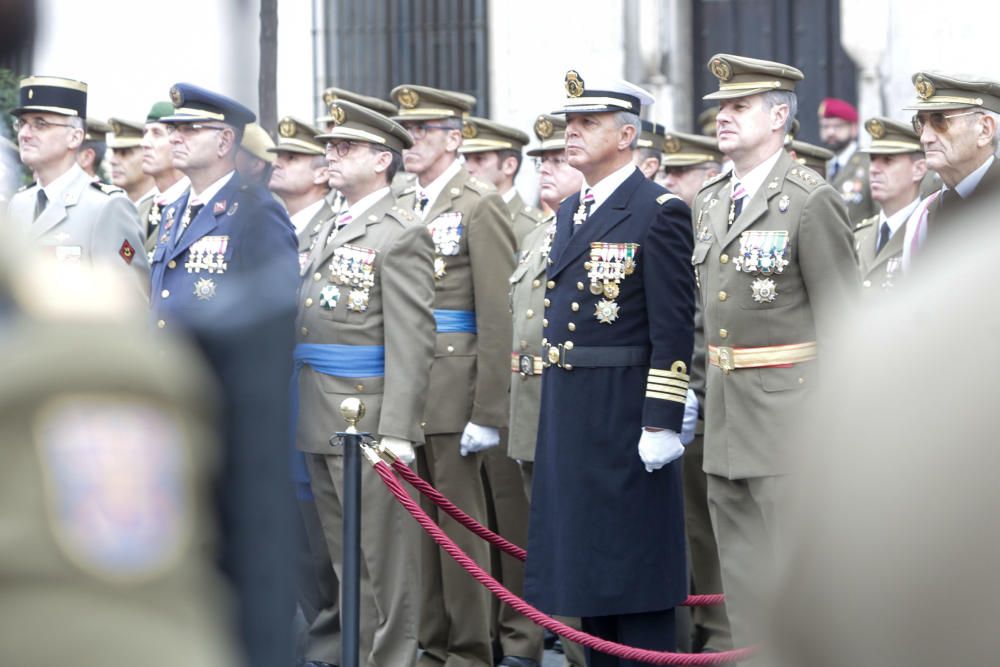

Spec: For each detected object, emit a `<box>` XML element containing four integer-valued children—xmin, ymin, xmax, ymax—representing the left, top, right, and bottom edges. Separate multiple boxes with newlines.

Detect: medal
<box><xmin>193</xmin><ymin>277</ymin><xmax>217</xmax><ymax>301</ymax></box>
<box><xmin>319</xmin><ymin>285</ymin><xmax>340</xmax><ymax>309</ymax></box>
<box><xmin>594</xmin><ymin>299</ymin><xmax>620</xmax><ymax>324</ymax></box>
<box><xmin>434</xmin><ymin>256</ymin><xmax>447</xmax><ymax>280</ymax></box>
<box><xmin>750</xmin><ymin>277</ymin><xmax>777</xmax><ymax>303</ymax></box>
<box><xmin>347</xmin><ymin>289</ymin><xmax>369</xmax><ymax>312</ymax></box>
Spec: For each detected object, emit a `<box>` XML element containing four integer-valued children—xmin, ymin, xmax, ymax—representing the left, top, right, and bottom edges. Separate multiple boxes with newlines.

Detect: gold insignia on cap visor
<box><xmin>110</xmin><ymin>120</ymin><xmax>123</xmax><ymax>135</ymax></box>
<box><xmin>323</xmin><ymin>90</ymin><xmax>336</xmax><ymax>107</ymax></box>
<box><xmin>565</xmin><ymin>70</ymin><xmax>585</xmax><ymax>98</ymax></box>
<box><xmin>663</xmin><ymin>135</ymin><xmax>681</xmax><ymax>153</ymax></box>
<box><xmin>397</xmin><ymin>88</ymin><xmax>420</xmax><ymax>109</ymax></box>
<box><xmin>462</xmin><ymin>121</ymin><xmax>477</xmax><ymax>139</ymax></box>
<box><xmin>710</xmin><ymin>58</ymin><xmax>733</xmax><ymax>81</ymax></box>
<box><xmin>27</xmin><ymin>88</ymin><xmax>34</xmax><ymax>99</ymax></box>
<box><xmin>535</xmin><ymin>116</ymin><xmax>554</xmax><ymax>139</ymax></box>
<box><xmin>328</xmin><ymin>104</ymin><xmax>346</xmax><ymax>125</ymax></box>
<box><xmin>278</xmin><ymin>117</ymin><xmax>296</xmax><ymax>138</ymax></box>
<box><xmin>915</xmin><ymin>76</ymin><xmax>935</xmax><ymax>100</ymax></box>
<box><xmin>169</xmin><ymin>85</ymin><xmax>182</xmax><ymax>106</ymax></box>
<box><xmin>867</xmin><ymin>119</ymin><xmax>886</xmax><ymax>139</ymax></box>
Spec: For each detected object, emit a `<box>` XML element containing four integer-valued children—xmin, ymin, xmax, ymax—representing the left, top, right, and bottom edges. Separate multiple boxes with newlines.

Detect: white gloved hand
<box><xmin>380</xmin><ymin>436</ymin><xmax>416</xmax><ymax>465</ymax></box>
<box><xmin>680</xmin><ymin>389</ymin><xmax>699</xmax><ymax>446</ymax></box>
<box><xmin>637</xmin><ymin>428</ymin><xmax>685</xmax><ymax>473</ymax></box>
<box><xmin>459</xmin><ymin>422</ymin><xmax>501</xmax><ymax>457</ymax></box>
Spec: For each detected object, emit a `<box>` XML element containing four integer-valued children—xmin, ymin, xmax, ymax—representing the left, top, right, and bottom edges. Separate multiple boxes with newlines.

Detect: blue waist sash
<box><xmin>290</xmin><ymin>343</ymin><xmax>386</xmax><ymax>490</ymax></box>
<box><xmin>434</xmin><ymin>309</ymin><xmax>477</xmax><ymax>334</ymax></box>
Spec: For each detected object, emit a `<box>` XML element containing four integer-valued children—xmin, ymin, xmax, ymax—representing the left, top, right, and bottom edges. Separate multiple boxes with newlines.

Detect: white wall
<box><xmin>33</xmin><ymin>0</ymin><xmax>258</xmax><ymax>123</ymax></box>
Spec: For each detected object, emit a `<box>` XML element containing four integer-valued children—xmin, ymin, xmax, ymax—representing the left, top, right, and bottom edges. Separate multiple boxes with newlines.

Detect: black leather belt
<box><xmin>542</xmin><ymin>342</ymin><xmax>650</xmax><ymax>371</ymax></box>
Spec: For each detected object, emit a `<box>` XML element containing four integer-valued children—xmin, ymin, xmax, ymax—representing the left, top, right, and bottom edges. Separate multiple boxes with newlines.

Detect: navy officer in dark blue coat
<box><xmin>524</xmin><ymin>71</ymin><xmax>696</xmax><ymax>666</ymax></box>
<box><xmin>149</xmin><ymin>83</ymin><xmax>300</xmax><ymax>667</ymax></box>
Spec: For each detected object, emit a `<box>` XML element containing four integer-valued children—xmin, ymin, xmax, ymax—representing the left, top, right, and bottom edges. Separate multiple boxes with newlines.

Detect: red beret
<box><xmin>818</xmin><ymin>97</ymin><xmax>858</xmax><ymax>123</ymax></box>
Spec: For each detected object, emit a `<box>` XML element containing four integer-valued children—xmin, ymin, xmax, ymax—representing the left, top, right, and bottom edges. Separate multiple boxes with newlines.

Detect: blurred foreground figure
<box><xmin>0</xmin><ymin>253</ymin><xmax>238</xmax><ymax>667</ymax></box>
<box><xmin>771</xmin><ymin>191</ymin><xmax>1000</xmax><ymax>667</ymax></box>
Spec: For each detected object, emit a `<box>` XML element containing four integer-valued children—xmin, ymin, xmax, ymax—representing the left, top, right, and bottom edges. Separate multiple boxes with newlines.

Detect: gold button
<box><xmin>546</xmin><ymin>280</ymin><xmax>556</xmax><ymax>289</ymax></box>
<box><xmin>356</xmin><ymin>384</ymin><xmax>364</xmax><ymax>392</ymax></box>
<box><xmin>520</xmin><ymin>339</ymin><xmax>528</xmax><ymax>350</ymax></box>
<box><xmin>798</xmin><ymin>377</ymin><xmax>805</xmax><ymax>385</ymax></box>
<box><xmin>526</xmin><ymin>309</ymin><xmax>534</xmax><ymax>319</ymax></box>
<box><xmin>564</xmin><ymin>364</ymin><xmax>573</xmax><ymax>371</ymax></box>
<box><xmin>543</xmin><ymin>298</ymin><xmax>551</xmax><ymax>307</ymax></box>
<box><xmin>584</xmin><ymin>261</ymin><xmax>592</xmax><ymax>270</ymax></box>
<box><xmin>564</xmin><ymin>341</ymin><xmax>574</xmax><ymax>350</ymax></box>
<box><xmin>719</xmin><ymin>328</ymin><xmax>728</xmax><ymax>339</ymax></box>
<box><xmin>305</xmin><ymin>298</ymin><xmax>314</xmax><ymax>307</ymax></box>
<box><xmin>541</xmin><ymin>337</ymin><xmax>548</xmax><ymax>346</ymax></box>
<box><xmin>160</xmin><ymin>289</ymin><xmax>170</xmax><ymax>298</ymax></box>
<box><xmin>576</xmin><ymin>282</ymin><xmax>585</xmax><ymax>291</ymax></box>
<box><xmin>420</xmin><ymin>421</ymin><xmax>426</xmax><ymax>428</ymax></box>
<box><xmin>720</xmin><ymin>254</ymin><xmax>729</xmax><ymax>264</ymax></box>
<box><xmin>543</xmin><ymin>318</ymin><xmax>549</xmax><ymax>327</ymax></box>
<box><xmin>571</xmin><ymin>302</ymin><xmax>579</xmax><ymax>312</ymax></box>
<box><xmin>314</xmin><ymin>272</ymin><xmax>323</xmax><ymax>282</ymax></box>
<box><xmin>718</xmin><ymin>291</ymin><xmax>727</xmax><ymax>301</ymax></box>
<box><xmin>156</xmin><ymin>319</ymin><xmax>166</xmax><ymax>329</ymax></box>
<box><xmin>532</xmin><ymin>279</ymin><xmax>541</xmax><ymax>288</ymax></box>
<box><xmin>447</xmin><ymin>345</ymin><xmax>455</xmax><ymax>353</ymax></box>
<box><xmin>862</xmin><ymin>280</ymin><xmax>872</xmax><ymax>288</ymax></box>
<box><xmin>167</xmin><ymin>260</ymin><xmax>177</xmax><ymax>269</ymax></box>
<box><xmin>301</xmin><ymin>327</ymin><xmax>311</xmax><ymax>337</ymax></box>
<box><xmin>567</xmin><ymin>323</ymin><xmax>576</xmax><ymax>332</ymax></box>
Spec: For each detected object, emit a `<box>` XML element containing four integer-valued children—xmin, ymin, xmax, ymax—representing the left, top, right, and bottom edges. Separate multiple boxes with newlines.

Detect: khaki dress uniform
<box><xmin>297</xmin><ymin>102</ymin><xmax>437</xmax><ymax>667</ymax></box>
<box><xmin>829</xmin><ymin>145</ymin><xmax>876</xmax><ymax>225</ymax></box>
<box><xmin>507</xmin><ymin>191</ymin><xmax>546</xmax><ymax>243</ymax></box>
<box><xmin>391</xmin><ymin>84</ymin><xmax>517</xmax><ymax>667</ymax></box>
<box><xmin>693</xmin><ymin>54</ymin><xmax>860</xmax><ymax>656</ymax></box>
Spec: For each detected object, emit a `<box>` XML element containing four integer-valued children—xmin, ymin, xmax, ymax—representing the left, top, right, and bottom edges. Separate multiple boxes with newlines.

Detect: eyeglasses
<box><xmin>12</xmin><ymin>117</ymin><xmax>75</xmax><ymax>133</ymax></box>
<box><xmin>404</xmin><ymin>123</ymin><xmax>454</xmax><ymax>140</ymax></box>
<box><xmin>531</xmin><ymin>154</ymin><xmax>568</xmax><ymax>169</ymax></box>
<box><xmin>164</xmin><ymin>123</ymin><xmax>227</xmax><ymax>137</ymax></box>
<box><xmin>911</xmin><ymin>110</ymin><xmax>982</xmax><ymax>135</ymax></box>
<box><xmin>325</xmin><ymin>140</ymin><xmax>365</xmax><ymax>158</ymax></box>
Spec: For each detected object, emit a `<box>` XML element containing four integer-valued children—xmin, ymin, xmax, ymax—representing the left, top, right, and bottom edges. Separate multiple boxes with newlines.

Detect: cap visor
<box><xmin>526</xmin><ymin>144</ymin><xmax>566</xmax><ymax>156</ymax></box>
<box><xmin>107</xmin><ymin>139</ymin><xmax>143</xmax><ymax>149</ymax></box>
<box><xmin>551</xmin><ymin>104</ymin><xmax>619</xmax><ymax>115</ymax></box>
<box><xmin>702</xmin><ymin>88</ymin><xmax>775</xmax><ymax>101</ymax></box>
<box><xmin>157</xmin><ymin>113</ymin><xmax>218</xmax><ymax>124</ymax></box>
<box><xmin>12</xmin><ymin>105</ymin><xmax>78</xmax><ymax>117</ymax></box>
<box><xmin>266</xmin><ymin>145</ymin><xmax>324</xmax><ymax>155</ymax></box>
<box><xmin>902</xmin><ymin>101</ymin><xmax>979</xmax><ymax>111</ymax></box>
<box><xmin>389</xmin><ymin>113</ymin><xmax>453</xmax><ymax>122</ymax></box>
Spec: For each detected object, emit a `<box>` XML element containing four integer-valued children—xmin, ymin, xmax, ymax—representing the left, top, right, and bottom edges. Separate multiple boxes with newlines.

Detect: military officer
<box><xmin>853</xmin><ymin>117</ymin><xmax>926</xmax><ymax>294</ymax></box>
<box><xmin>524</xmin><ymin>71</ymin><xmax>695</xmax><ymax>667</ymax></box>
<box><xmin>659</xmin><ymin>129</ymin><xmax>732</xmax><ymax>655</ymax></box>
<box><xmin>787</xmin><ymin>139</ymin><xmax>833</xmax><ymax>176</ymax></box>
<box><xmin>390</xmin><ymin>83</ymin><xmax>517</xmax><ymax>667</ymax></box>
<box><xmin>0</xmin><ymin>254</ymin><xmax>238</xmax><ymax>667</ymax></box>
<box><xmin>150</xmin><ymin>83</ymin><xmax>300</xmax><ymax>667</ymax></box>
<box><xmin>236</xmin><ymin>122</ymin><xmax>276</xmax><ymax>188</ymax></box>
<box><xmin>77</xmin><ymin>117</ymin><xmax>110</xmax><ymax>179</ymax></box>
<box><xmin>108</xmin><ymin>116</ymin><xmax>156</xmax><ymax>205</ymax></box>
<box><xmin>7</xmin><ymin>76</ymin><xmax>149</xmax><ymax>297</ymax></box>
<box><xmin>902</xmin><ymin>72</ymin><xmax>1000</xmax><ymax>265</ymax></box>
<box><xmin>634</xmin><ymin>120</ymin><xmax>666</xmax><ymax>180</ymax></box>
<box><xmin>819</xmin><ymin>97</ymin><xmax>876</xmax><ymax>224</ymax></box>
<box><xmin>460</xmin><ymin>116</ymin><xmax>546</xmax><ymax>242</ymax></box>
<box><xmin>691</xmin><ymin>54</ymin><xmax>858</xmax><ymax>659</ymax></box>
<box><xmin>511</xmin><ymin>112</ymin><xmax>587</xmax><ymax>667</ymax></box>
<box><xmin>297</xmin><ymin>100</ymin><xmax>436</xmax><ymax>667</ymax></box>
<box><xmin>140</xmin><ymin>101</ymin><xmax>191</xmax><ymax>256</ymax></box>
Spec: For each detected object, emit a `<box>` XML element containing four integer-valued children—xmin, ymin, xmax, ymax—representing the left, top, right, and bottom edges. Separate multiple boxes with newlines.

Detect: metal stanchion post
<box><xmin>332</xmin><ymin>397</ymin><xmax>367</xmax><ymax>667</ymax></box>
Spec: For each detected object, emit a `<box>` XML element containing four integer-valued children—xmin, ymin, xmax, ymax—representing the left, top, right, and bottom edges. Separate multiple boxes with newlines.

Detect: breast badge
<box><xmin>750</xmin><ymin>277</ymin><xmax>778</xmax><ymax>303</ymax></box>
<box><xmin>193</xmin><ymin>277</ymin><xmax>217</xmax><ymax>300</ymax></box>
<box><xmin>595</xmin><ymin>299</ymin><xmax>620</xmax><ymax>324</ymax></box>
<box><xmin>319</xmin><ymin>284</ymin><xmax>340</xmax><ymax>309</ymax></box>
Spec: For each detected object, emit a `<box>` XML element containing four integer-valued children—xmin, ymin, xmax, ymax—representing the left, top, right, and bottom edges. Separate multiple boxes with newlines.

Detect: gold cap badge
<box><xmin>663</xmin><ymin>135</ymin><xmax>681</xmax><ymax>153</ymax></box>
<box><xmin>322</xmin><ymin>90</ymin><xmax>336</xmax><ymax>107</ymax></box>
<box><xmin>27</xmin><ymin>88</ymin><xmax>33</xmax><ymax>100</ymax></box>
<box><xmin>915</xmin><ymin>75</ymin><xmax>935</xmax><ymax>100</ymax></box>
<box><xmin>867</xmin><ymin>119</ymin><xmax>885</xmax><ymax>139</ymax></box>
<box><xmin>278</xmin><ymin>117</ymin><xmax>296</xmax><ymax>138</ymax></box>
<box><xmin>461</xmin><ymin>121</ymin><xmax>477</xmax><ymax>139</ymax></box>
<box><xmin>110</xmin><ymin>120</ymin><xmax>123</xmax><ymax>135</ymax></box>
<box><xmin>397</xmin><ymin>87</ymin><xmax>420</xmax><ymax>109</ymax></box>
<box><xmin>534</xmin><ymin>116</ymin><xmax>554</xmax><ymax>139</ymax></box>
<box><xmin>565</xmin><ymin>70</ymin><xmax>585</xmax><ymax>98</ymax></box>
<box><xmin>328</xmin><ymin>104</ymin><xmax>346</xmax><ymax>125</ymax></box>
<box><xmin>169</xmin><ymin>85</ymin><xmax>182</xmax><ymax>106</ymax></box>
<box><xmin>710</xmin><ymin>58</ymin><xmax>733</xmax><ymax>81</ymax></box>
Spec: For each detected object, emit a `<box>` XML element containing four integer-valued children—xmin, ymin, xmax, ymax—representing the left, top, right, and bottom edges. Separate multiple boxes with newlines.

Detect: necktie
<box><xmin>729</xmin><ymin>181</ymin><xmax>747</xmax><ymax>225</ymax></box>
<box><xmin>571</xmin><ymin>189</ymin><xmax>595</xmax><ymax>234</ymax></box>
<box><xmin>875</xmin><ymin>221</ymin><xmax>891</xmax><ymax>255</ymax></box>
<box><xmin>414</xmin><ymin>190</ymin><xmax>429</xmax><ymax>217</ymax></box>
<box><xmin>829</xmin><ymin>161</ymin><xmax>840</xmax><ymax>181</ymax></box>
<box><xmin>33</xmin><ymin>189</ymin><xmax>48</xmax><ymax>222</ymax></box>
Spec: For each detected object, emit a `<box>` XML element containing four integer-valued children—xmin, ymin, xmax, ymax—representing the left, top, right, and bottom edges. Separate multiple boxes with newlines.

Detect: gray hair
<box><xmin>613</xmin><ymin>110</ymin><xmax>641</xmax><ymax>150</ymax></box>
<box><xmin>67</xmin><ymin>116</ymin><xmax>85</xmax><ymax>130</ymax></box>
<box><xmin>983</xmin><ymin>110</ymin><xmax>1000</xmax><ymax>156</ymax></box>
<box><xmin>762</xmin><ymin>91</ymin><xmax>798</xmax><ymax>135</ymax></box>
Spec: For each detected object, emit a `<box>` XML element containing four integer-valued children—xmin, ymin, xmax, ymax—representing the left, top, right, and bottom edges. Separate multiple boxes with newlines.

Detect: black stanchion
<box><xmin>331</xmin><ymin>397</ymin><xmax>368</xmax><ymax>667</ymax></box>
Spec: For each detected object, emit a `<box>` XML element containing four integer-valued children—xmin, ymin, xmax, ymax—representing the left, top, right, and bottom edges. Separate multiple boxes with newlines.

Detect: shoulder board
<box><xmin>695</xmin><ymin>171</ymin><xmax>731</xmax><ymax>199</ymax></box>
<box><xmin>466</xmin><ymin>176</ymin><xmax>496</xmax><ymax>194</ymax></box>
<box><xmin>656</xmin><ymin>193</ymin><xmax>681</xmax><ymax>206</ymax></box>
<box><xmin>854</xmin><ymin>214</ymin><xmax>878</xmax><ymax>231</ymax></box>
<box><xmin>785</xmin><ymin>167</ymin><xmax>823</xmax><ymax>192</ymax></box>
<box><xmin>524</xmin><ymin>205</ymin><xmax>545</xmax><ymax>222</ymax></box>
<box><xmin>400</xmin><ymin>185</ymin><xmax>416</xmax><ymax>196</ymax></box>
<box><xmin>90</xmin><ymin>181</ymin><xmax>125</xmax><ymax>196</ymax></box>
<box><xmin>388</xmin><ymin>205</ymin><xmax>417</xmax><ymax>225</ymax></box>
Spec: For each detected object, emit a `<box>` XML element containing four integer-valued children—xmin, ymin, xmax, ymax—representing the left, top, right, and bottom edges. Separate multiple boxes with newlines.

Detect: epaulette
<box><xmin>90</xmin><ymin>181</ymin><xmax>125</xmax><ymax>196</ymax></box>
<box><xmin>854</xmin><ymin>214</ymin><xmax>878</xmax><ymax>231</ymax></box>
<box><xmin>786</xmin><ymin>167</ymin><xmax>823</xmax><ymax>192</ymax></box>
<box><xmin>525</xmin><ymin>205</ymin><xmax>545</xmax><ymax>222</ymax></box>
<box><xmin>696</xmin><ymin>169</ymin><xmax>731</xmax><ymax>196</ymax></box>
<box><xmin>656</xmin><ymin>193</ymin><xmax>681</xmax><ymax>206</ymax></box>
<box><xmin>389</xmin><ymin>205</ymin><xmax>416</xmax><ymax>225</ymax></box>
<box><xmin>466</xmin><ymin>175</ymin><xmax>496</xmax><ymax>194</ymax></box>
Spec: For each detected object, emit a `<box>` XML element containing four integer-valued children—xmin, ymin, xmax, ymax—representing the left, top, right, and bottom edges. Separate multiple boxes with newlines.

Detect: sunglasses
<box><xmin>911</xmin><ymin>110</ymin><xmax>982</xmax><ymax>134</ymax></box>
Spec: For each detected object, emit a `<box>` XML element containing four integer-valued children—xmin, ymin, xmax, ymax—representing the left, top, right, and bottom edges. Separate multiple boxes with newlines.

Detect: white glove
<box><xmin>638</xmin><ymin>428</ymin><xmax>684</xmax><ymax>473</ymax></box>
<box><xmin>680</xmin><ymin>389</ymin><xmax>699</xmax><ymax>446</ymax></box>
<box><xmin>380</xmin><ymin>436</ymin><xmax>416</xmax><ymax>465</ymax></box>
<box><xmin>459</xmin><ymin>422</ymin><xmax>501</xmax><ymax>457</ymax></box>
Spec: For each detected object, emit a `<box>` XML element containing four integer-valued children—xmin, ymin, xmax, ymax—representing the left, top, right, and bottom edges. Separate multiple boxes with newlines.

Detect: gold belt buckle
<box><xmin>717</xmin><ymin>346</ymin><xmax>735</xmax><ymax>374</ymax></box>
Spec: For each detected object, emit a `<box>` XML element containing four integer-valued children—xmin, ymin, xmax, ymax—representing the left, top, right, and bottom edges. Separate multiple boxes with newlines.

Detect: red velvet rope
<box><xmin>375</xmin><ymin>459</ymin><xmax>755</xmax><ymax>665</ymax></box>
<box><xmin>390</xmin><ymin>458</ymin><xmax>724</xmax><ymax>609</ymax></box>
